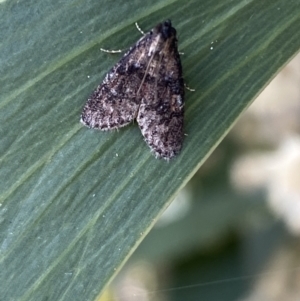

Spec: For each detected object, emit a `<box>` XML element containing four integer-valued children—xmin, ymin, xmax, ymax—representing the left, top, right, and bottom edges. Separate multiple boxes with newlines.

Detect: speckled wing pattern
<box><xmin>81</xmin><ymin>20</ymin><xmax>184</xmax><ymax>160</ymax></box>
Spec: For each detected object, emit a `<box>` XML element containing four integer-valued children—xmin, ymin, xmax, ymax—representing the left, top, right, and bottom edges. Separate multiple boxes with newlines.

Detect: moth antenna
<box><xmin>135</xmin><ymin>22</ymin><xmax>145</xmax><ymax>35</ymax></box>
<box><xmin>100</xmin><ymin>48</ymin><xmax>123</xmax><ymax>53</ymax></box>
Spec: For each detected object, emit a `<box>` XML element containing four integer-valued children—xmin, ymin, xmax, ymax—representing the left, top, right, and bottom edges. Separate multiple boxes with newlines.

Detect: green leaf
<box><xmin>1</xmin><ymin>0</ymin><xmax>299</xmax><ymax>300</ymax></box>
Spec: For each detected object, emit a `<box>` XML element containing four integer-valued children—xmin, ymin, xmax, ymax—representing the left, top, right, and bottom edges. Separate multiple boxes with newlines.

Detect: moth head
<box><xmin>153</xmin><ymin>20</ymin><xmax>177</xmax><ymax>41</ymax></box>
<box><xmin>162</xmin><ymin>20</ymin><xmax>177</xmax><ymax>39</ymax></box>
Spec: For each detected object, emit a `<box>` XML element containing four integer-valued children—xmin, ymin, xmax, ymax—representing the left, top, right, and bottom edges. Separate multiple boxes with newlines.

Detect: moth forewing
<box><xmin>81</xmin><ymin>20</ymin><xmax>184</xmax><ymax>160</ymax></box>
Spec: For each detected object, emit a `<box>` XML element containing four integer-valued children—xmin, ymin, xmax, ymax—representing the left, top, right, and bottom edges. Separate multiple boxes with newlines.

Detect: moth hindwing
<box><xmin>81</xmin><ymin>20</ymin><xmax>184</xmax><ymax>160</ymax></box>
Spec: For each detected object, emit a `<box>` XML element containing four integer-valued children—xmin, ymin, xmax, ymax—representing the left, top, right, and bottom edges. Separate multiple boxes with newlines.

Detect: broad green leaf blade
<box><xmin>1</xmin><ymin>0</ymin><xmax>300</xmax><ymax>300</ymax></box>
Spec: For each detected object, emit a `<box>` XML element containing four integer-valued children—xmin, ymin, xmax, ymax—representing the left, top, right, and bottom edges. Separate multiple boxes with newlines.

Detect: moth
<box><xmin>80</xmin><ymin>20</ymin><xmax>184</xmax><ymax>160</ymax></box>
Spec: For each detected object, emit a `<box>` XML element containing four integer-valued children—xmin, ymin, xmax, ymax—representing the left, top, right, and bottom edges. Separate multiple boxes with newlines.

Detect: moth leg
<box><xmin>177</xmin><ymin>51</ymin><xmax>194</xmax><ymax>90</ymax></box>
<box><xmin>184</xmin><ymin>83</ymin><xmax>195</xmax><ymax>92</ymax></box>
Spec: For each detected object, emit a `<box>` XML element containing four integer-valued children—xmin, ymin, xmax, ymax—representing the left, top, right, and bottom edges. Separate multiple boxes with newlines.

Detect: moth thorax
<box><xmin>148</xmin><ymin>33</ymin><xmax>174</xmax><ymax>56</ymax></box>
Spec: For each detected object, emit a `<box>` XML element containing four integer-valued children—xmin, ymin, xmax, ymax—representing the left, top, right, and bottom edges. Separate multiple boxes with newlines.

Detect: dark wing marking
<box><xmin>80</xmin><ymin>33</ymin><xmax>154</xmax><ymax>130</ymax></box>
<box><xmin>137</xmin><ymin>49</ymin><xmax>184</xmax><ymax>159</ymax></box>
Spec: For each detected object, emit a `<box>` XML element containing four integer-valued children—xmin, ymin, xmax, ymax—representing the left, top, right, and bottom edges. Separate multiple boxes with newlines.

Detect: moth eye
<box><xmin>150</xmin><ymin>31</ymin><xmax>153</xmax><ymax>35</ymax></box>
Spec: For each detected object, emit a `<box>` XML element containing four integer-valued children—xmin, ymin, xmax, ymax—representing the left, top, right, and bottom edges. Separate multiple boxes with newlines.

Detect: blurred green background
<box><xmin>104</xmin><ymin>54</ymin><xmax>300</xmax><ymax>301</ymax></box>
